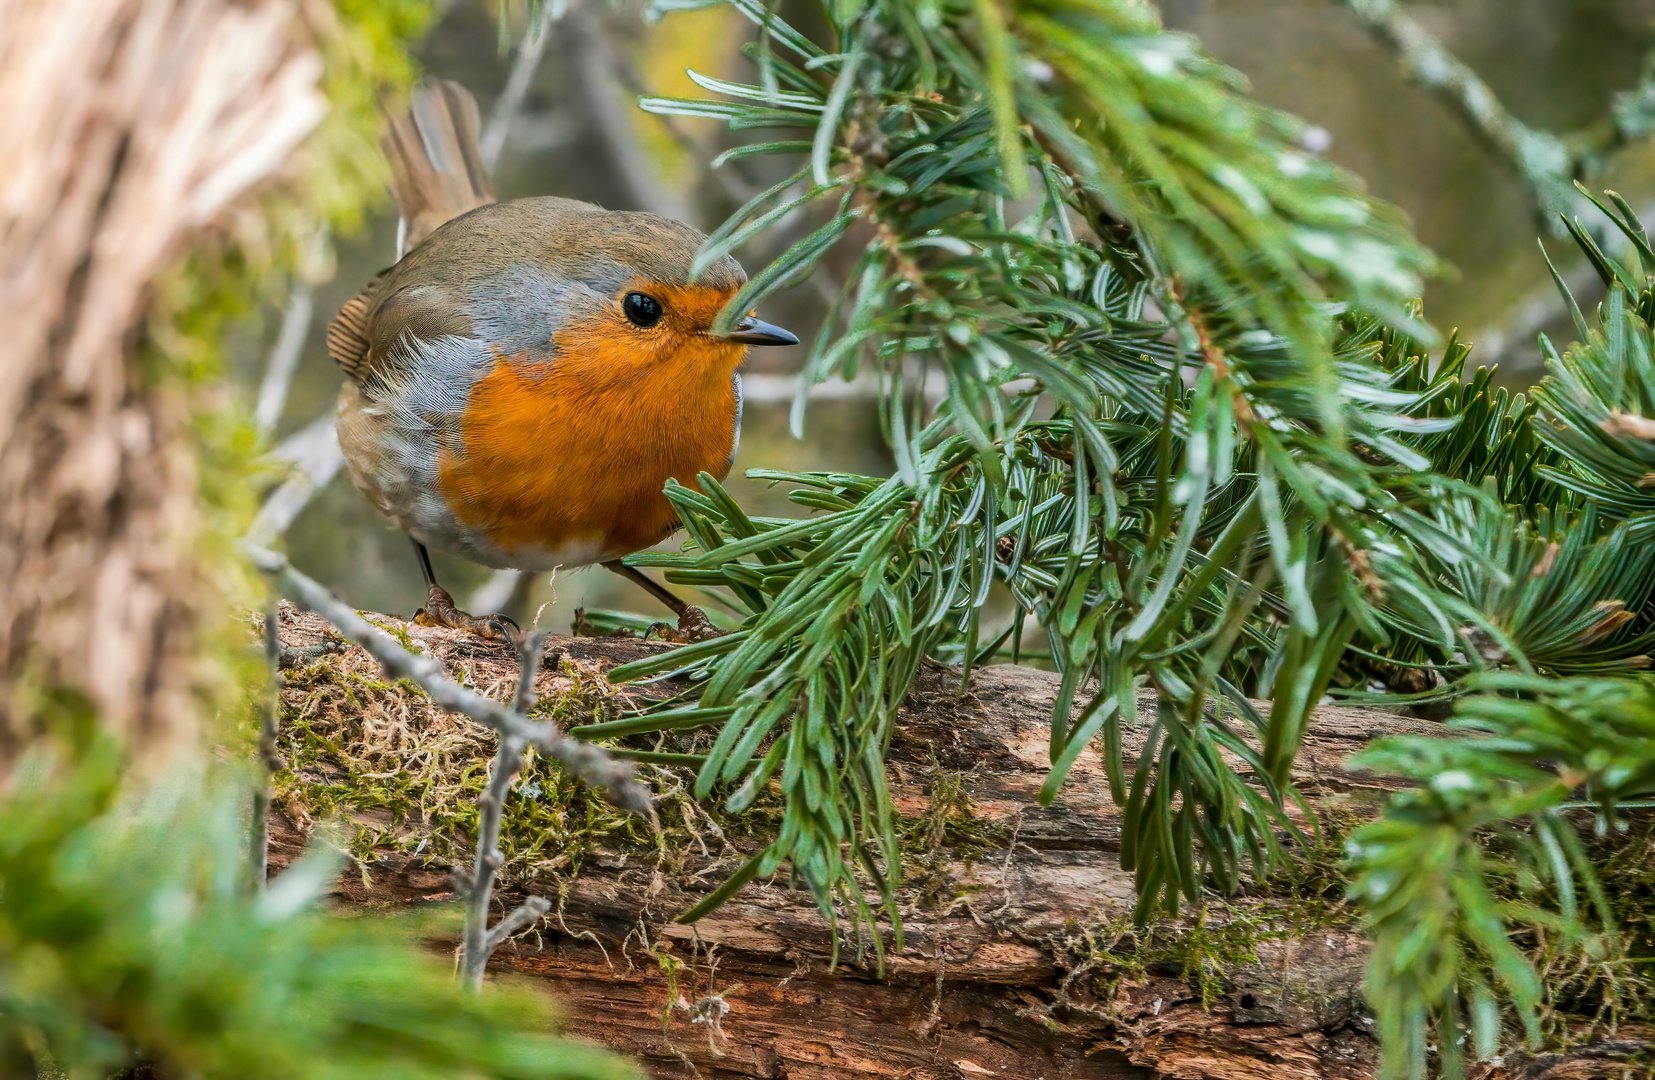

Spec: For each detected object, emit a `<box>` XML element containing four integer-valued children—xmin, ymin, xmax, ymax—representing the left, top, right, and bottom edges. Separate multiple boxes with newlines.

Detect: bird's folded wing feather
<box><xmin>326</xmin><ymin>270</ymin><xmax>386</xmax><ymax>386</ymax></box>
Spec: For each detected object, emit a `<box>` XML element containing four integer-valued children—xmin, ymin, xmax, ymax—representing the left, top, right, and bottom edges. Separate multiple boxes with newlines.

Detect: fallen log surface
<box><xmin>265</xmin><ymin>604</ymin><xmax>1642</xmax><ymax>1080</ymax></box>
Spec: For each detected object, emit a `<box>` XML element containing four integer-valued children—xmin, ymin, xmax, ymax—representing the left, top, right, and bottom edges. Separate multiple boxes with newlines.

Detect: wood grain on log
<box><xmin>270</xmin><ymin>606</ymin><xmax>1444</xmax><ymax>1080</ymax></box>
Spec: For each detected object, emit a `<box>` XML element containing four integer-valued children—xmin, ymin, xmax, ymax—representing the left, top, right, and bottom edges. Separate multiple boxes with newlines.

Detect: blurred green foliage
<box><xmin>0</xmin><ymin>709</ymin><xmax>633</xmax><ymax>1080</ymax></box>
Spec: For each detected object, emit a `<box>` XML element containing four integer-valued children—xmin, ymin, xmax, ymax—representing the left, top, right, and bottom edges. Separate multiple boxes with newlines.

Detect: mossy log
<box><xmin>268</xmin><ymin>605</ymin><xmax>1641</xmax><ymax>1080</ymax></box>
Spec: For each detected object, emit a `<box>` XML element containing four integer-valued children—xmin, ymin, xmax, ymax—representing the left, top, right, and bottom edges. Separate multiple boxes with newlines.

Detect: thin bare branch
<box><xmin>568</xmin><ymin>7</ymin><xmax>693</xmax><ymax>223</ymax></box>
<box><xmin>481</xmin><ymin>0</ymin><xmax>564</xmax><ymax>169</ymax></box>
<box><xmin>740</xmin><ymin>369</ymin><xmax>962</xmax><ymax>404</ymax></box>
<box><xmin>1471</xmin><ymin>196</ymin><xmax>1655</xmax><ymax>370</ymax></box>
<box><xmin>1340</xmin><ymin>0</ymin><xmax>1655</xmax><ymax>228</ymax></box>
<box><xmin>462</xmin><ymin>630</ymin><xmax>549</xmax><ymax>988</ymax></box>
<box><xmin>253</xmin><ymin>282</ymin><xmax>315</xmax><ymax>434</ymax></box>
<box><xmin>468</xmin><ymin>569</ymin><xmax>527</xmax><ymax>619</ymax></box>
<box><xmin>461</xmin><ymin>730</ymin><xmax>527</xmax><ymax>987</ymax></box>
<box><xmin>484</xmin><ymin>894</ymin><xmax>551</xmax><ymax>952</ymax></box>
<box><xmin>249</xmin><ymin>608</ymin><xmax>283</xmax><ymax>890</ymax></box>
<box><xmin>1343</xmin><ymin>0</ymin><xmax>1574</xmax><ymax>219</ymax></box>
<box><xmin>248</xmin><ymin>415</ymin><xmax>344</xmax><ymax>544</ymax></box>
<box><xmin>268</xmin><ymin>413</ymin><xmax>340</xmax><ymax>466</ymax></box>
<box><xmin>510</xmin><ymin>629</ymin><xmax>547</xmax><ymax>715</ymax></box>
<box><xmin>245</xmin><ymin>544</ymin><xmax>652</xmax><ymax>812</ymax></box>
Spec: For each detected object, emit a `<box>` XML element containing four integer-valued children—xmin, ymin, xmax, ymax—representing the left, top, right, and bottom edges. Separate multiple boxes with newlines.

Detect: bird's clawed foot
<box><xmin>645</xmin><ymin>605</ymin><xmax>722</xmax><ymax>644</ymax></box>
<box><xmin>677</xmin><ymin>605</ymin><xmax>721</xmax><ymax>642</ymax></box>
<box><xmin>413</xmin><ymin>584</ymin><xmax>520</xmax><ymax>642</ymax></box>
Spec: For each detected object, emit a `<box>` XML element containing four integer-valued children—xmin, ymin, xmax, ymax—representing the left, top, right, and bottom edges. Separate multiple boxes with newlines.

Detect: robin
<box><xmin>326</xmin><ymin>80</ymin><xmax>796</xmax><ymax>640</ymax></box>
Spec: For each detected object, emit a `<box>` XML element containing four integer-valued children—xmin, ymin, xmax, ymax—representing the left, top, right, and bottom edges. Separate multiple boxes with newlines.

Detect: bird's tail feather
<box><xmin>382</xmin><ymin>79</ymin><xmax>496</xmax><ymax>257</ymax></box>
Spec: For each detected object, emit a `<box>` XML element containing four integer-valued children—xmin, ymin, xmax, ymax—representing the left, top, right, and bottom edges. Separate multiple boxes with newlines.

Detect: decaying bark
<box><xmin>268</xmin><ymin>606</ymin><xmax>1462</xmax><ymax>1080</ymax></box>
<box><xmin>0</xmin><ymin>0</ymin><xmax>326</xmax><ymax>762</ymax></box>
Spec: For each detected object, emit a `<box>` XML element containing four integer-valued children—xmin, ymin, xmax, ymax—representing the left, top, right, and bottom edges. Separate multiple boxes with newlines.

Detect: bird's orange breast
<box><xmin>435</xmin><ymin>317</ymin><xmax>743</xmax><ymax>564</ymax></box>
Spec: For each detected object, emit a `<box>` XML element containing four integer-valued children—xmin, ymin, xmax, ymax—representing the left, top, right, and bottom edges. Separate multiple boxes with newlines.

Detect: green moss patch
<box><xmin>270</xmin><ymin>607</ymin><xmax>781</xmax><ymax>893</ymax></box>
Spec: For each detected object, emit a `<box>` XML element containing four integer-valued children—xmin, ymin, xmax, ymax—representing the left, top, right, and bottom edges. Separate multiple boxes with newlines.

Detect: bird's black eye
<box><xmin>623</xmin><ymin>291</ymin><xmax>664</xmax><ymax>328</ymax></box>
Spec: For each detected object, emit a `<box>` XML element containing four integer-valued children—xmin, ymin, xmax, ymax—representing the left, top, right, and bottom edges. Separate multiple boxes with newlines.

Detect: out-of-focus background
<box><xmin>240</xmin><ymin>0</ymin><xmax>1655</xmax><ymax>628</ymax></box>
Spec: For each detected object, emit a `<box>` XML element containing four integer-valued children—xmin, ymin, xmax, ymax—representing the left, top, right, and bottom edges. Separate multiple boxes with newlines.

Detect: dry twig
<box><xmin>480</xmin><ymin>0</ymin><xmax>564</xmax><ymax>169</ymax></box>
<box><xmin>460</xmin><ymin>630</ymin><xmax>554</xmax><ymax>988</ymax></box>
<box><xmin>248</xmin><ymin>414</ymin><xmax>342</xmax><ymax>544</ymax></box>
<box><xmin>1339</xmin><ymin>0</ymin><xmax>1655</xmax><ymax>368</ymax></box>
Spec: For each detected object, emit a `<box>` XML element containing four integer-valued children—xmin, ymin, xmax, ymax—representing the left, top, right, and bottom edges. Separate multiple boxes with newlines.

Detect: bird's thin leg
<box><xmin>413</xmin><ymin>538</ymin><xmax>439</xmax><ymax>589</ymax></box>
<box><xmin>602</xmin><ymin>561</ymin><xmax>719</xmax><ymax>642</ymax></box>
<box><xmin>603</xmin><ymin>560</ymin><xmax>691</xmax><ymax>617</ymax></box>
<box><xmin>411</xmin><ymin>538</ymin><xmax>520</xmax><ymax>642</ymax></box>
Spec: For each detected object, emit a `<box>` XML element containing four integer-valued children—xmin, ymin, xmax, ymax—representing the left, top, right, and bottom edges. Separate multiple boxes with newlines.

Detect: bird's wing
<box><xmin>326</xmin><ymin>270</ymin><xmax>386</xmax><ymax>386</ymax></box>
<box><xmin>331</xmin><ymin>274</ymin><xmax>484</xmax><ymax>392</ymax></box>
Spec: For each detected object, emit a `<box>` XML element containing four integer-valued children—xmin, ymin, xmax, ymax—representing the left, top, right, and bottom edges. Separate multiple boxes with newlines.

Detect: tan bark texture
<box><xmin>0</xmin><ymin>0</ymin><xmax>326</xmax><ymax>759</ymax></box>
<box><xmin>270</xmin><ymin>607</ymin><xmax>1651</xmax><ymax>1080</ymax></box>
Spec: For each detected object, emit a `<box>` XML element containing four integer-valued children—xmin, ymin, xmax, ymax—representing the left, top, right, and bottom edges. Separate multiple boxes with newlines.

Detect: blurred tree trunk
<box><xmin>0</xmin><ymin>0</ymin><xmax>326</xmax><ymax>762</ymax></box>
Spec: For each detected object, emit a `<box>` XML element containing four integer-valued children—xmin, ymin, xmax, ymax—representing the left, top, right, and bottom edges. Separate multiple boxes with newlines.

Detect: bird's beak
<box><xmin>725</xmin><ymin>314</ymin><xmax>799</xmax><ymax>346</ymax></box>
